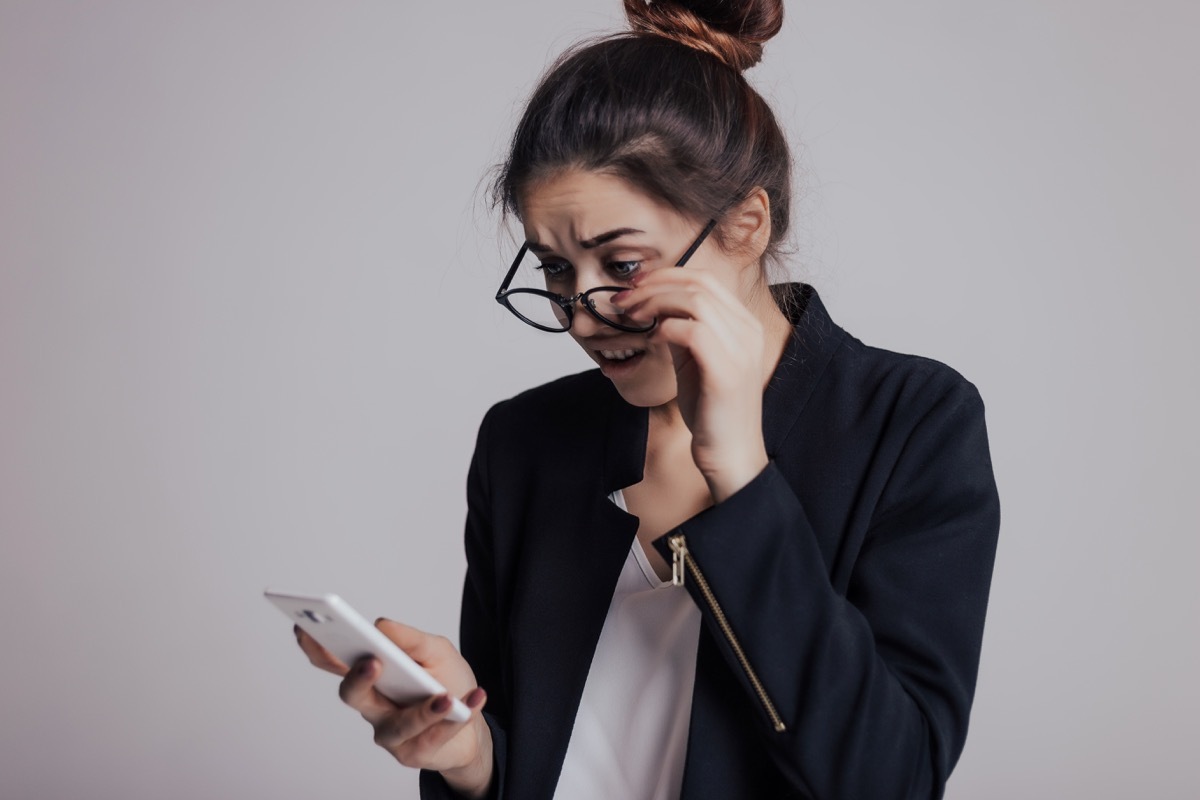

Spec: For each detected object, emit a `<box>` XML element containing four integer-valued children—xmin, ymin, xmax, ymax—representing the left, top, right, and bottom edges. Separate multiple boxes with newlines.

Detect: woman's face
<box><xmin>519</xmin><ymin>168</ymin><xmax>737</xmax><ymax>408</ymax></box>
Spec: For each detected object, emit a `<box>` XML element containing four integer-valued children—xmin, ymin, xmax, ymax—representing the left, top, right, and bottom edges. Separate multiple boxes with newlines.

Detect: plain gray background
<box><xmin>1</xmin><ymin>1</ymin><xmax>1196</xmax><ymax>798</ymax></box>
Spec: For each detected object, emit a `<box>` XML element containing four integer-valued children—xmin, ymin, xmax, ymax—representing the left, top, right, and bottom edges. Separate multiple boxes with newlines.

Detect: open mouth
<box><xmin>598</xmin><ymin>348</ymin><xmax>646</xmax><ymax>362</ymax></box>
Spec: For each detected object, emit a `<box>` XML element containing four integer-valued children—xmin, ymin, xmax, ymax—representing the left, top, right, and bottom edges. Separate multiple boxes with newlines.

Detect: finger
<box><xmin>387</xmin><ymin>688</ymin><xmax>489</xmax><ymax>760</ymax></box>
<box><xmin>374</xmin><ymin>618</ymin><xmax>450</xmax><ymax>667</ymax></box>
<box><xmin>649</xmin><ymin>317</ymin><xmax>734</xmax><ymax>382</ymax></box>
<box><xmin>630</xmin><ymin>269</ymin><xmax>752</xmax><ymax>321</ymax></box>
<box><xmin>624</xmin><ymin>286</ymin><xmax>722</xmax><ymax>324</ymax></box>
<box><xmin>629</xmin><ymin>273</ymin><xmax>764</xmax><ymax>348</ymax></box>
<box><xmin>643</xmin><ymin>275</ymin><xmax>761</xmax><ymax>340</ymax></box>
<box><xmin>629</xmin><ymin>290</ymin><xmax>741</xmax><ymax>355</ymax></box>
<box><xmin>295</xmin><ymin>625</ymin><xmax>349</xmax><ymax>675</ymax></box>
<box><xmin>338</xmin><ymin>656</ymin><xmax>401</xmax><ymax>725</ymax></box>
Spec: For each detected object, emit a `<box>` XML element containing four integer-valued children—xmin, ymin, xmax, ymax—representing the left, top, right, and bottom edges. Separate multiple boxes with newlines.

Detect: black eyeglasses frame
<box><xmin>494</xmin><ymin>218</ymin><xmax>719</xmax><ymax>334</ymax></box>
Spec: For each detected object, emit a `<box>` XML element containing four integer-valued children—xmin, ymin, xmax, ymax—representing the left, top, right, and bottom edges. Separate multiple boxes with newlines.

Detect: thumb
<box><xmin>375</xmin><ymin>618</ymin><xmax>443</xmax><ymax>666</ymax></box>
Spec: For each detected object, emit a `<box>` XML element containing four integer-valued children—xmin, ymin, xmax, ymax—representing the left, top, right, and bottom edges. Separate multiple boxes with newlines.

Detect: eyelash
<box><xmin>535</xmin><ymin>261</ymin><xmax>642</xmax><ymax>279</ymax></box>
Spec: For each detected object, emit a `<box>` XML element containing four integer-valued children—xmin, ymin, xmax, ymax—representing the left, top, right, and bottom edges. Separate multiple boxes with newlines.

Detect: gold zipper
<box><xmin>669</xmin><ymin>534</ymin><xmax>787</xmax><ymax>733</ymax></box>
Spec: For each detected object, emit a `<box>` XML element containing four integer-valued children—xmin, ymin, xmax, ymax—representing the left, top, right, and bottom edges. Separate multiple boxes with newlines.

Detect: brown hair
<box><xmin>491</xmin><ymin>0</ymin><xmax>795</xmax><ymax>306</ymax></box>
<box><xmin>622</xmin><ymin>0</ymin><xmax>782</xmax><ymax>71</ymax></box>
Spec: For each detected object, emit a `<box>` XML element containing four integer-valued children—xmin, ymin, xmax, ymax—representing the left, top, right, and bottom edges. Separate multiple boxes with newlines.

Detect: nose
<box><xmin>567</xmin><ymin>293</ymin><xmax>606</xmax><ymax>336</ymax></box>
<box><xmin>564</xmin><ymin>270</ymin><xmax>613</xmax><ymax>336</ymax></box>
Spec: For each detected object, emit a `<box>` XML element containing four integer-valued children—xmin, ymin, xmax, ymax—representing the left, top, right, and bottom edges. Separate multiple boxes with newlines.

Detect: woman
<box><xmin>296</xmin><ymin>1</ymin><xmax>1000</xmax><ymax>798</ymax></box>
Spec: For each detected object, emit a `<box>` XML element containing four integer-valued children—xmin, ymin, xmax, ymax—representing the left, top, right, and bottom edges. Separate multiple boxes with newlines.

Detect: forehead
<box><xmin>519</xmin><ymin>169</ymin><xmax>685</xmax><ymax>246</ymax></box>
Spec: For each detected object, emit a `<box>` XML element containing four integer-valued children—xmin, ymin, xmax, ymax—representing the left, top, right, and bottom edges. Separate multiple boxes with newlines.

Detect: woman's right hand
<box><xmin>295</xmin><ymin>618</ymin><xmax>494</xmax><ymax>799</ymax></box>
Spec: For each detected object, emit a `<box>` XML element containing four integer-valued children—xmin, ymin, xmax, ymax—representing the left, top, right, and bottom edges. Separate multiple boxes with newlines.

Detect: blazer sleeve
<box><xmin>652</xmin><ymin>377</ymin><xmax>1001</xmax><ymax>799</ymax></box>
<box><xmin>420</xmin><ymin>402</ymin><xmax>510</xmax><ymax>800</ymax></box>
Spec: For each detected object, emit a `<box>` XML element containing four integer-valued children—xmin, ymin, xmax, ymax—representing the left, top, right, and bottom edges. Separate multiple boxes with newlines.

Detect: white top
<box><xmin>553</xmin><ymin>488</ymin><xmax>702</xmax><ymax>800</ymax></box>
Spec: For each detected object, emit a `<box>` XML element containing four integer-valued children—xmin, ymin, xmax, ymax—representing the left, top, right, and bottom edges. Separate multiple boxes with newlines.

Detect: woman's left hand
<box><xmin>617</xmin><ymin>268</ymin><xmax>771</xmax><ymax>502</ymax></box>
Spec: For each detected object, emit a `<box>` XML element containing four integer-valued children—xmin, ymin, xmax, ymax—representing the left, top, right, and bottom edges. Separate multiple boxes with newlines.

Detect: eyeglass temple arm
<box><xmin>497</xmin><ymin>242</ymin><xmax>530</xmax><ymax>299</ymax></box>
<box><xmin>675</xmin><ymin>219</ymin><xmax>718</xmax><ymax>267</ymax></box>
<box><xmin>500</xmin><ymin>218</ymin><xmax>714</xmax><ymax>300</ymax></box>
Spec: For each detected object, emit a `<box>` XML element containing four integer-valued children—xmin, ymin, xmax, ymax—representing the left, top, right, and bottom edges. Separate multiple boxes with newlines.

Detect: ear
<box><xmin>723</xmin><ymin>187</ymin><xmax>772</xmax><ymax>268</ymax></box>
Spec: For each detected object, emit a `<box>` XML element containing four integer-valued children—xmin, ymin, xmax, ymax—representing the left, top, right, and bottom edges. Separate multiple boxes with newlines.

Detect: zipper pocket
<box><xmin>669</xmin><ymin>534</ymin><xmax>787</xmax><ymax>733</ymax></box>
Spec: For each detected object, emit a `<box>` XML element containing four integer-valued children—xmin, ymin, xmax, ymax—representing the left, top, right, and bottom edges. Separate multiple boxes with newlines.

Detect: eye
<box><xmin>534</xmin><ymin>261</ymin><xmax>570</xmax><ymax>277</ymax></box>
<box><xmin>608</xmin><ymin>260</ymin><xmax>642</xmax><ymax>280</ymax></box>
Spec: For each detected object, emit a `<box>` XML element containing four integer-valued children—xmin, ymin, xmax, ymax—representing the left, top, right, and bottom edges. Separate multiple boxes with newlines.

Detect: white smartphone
<box><xmin>265</xmin><ymin>590</ymin><xmax>470</xmax><ymax>723</ymax></box>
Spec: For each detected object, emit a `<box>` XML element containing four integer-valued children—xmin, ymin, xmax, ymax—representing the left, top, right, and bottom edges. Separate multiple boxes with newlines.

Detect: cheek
<box><xmin>646</xmin><ymin>338</ymin><xmax>669</xmax><ymax>361</ymax></box>
<box><xmin>638</xmin><ymin>341</ymin><xmax>674</xmax><ymax>377</ymax></box>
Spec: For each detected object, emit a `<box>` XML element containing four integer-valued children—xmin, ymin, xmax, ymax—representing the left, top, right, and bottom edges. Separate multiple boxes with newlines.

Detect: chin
<box><xmin>608</xmin><ymin>374</ymin><xmax>676</xmax><ymax>408</ymax></box>
<box><xmin>585</xmin><ymin>344</ymin><xmax>676</xmax><ymax>407</ymax></box>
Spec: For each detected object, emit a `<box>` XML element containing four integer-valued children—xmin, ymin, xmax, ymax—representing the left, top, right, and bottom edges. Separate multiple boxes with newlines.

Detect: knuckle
<box><xmin>392</xmin><ymin>739</ymin><xmax>421</xmax><ymax>766</ymax></box>
<box><xmin>409</xmin><ymin>723</ymin><xmax>449</xmax><ymax>756</ymax></box>
<box><xmin>372</xmin><ymin>725</ymin><xmax>388</xmax><ymax>747</ymax></box>
<box><xmin>400</xmin><ymin>725</ymin><xmax>441</xmax><ymax>761</ymax></box>
<box><xmin>373</xmin><ymin>722</ymin><xmax>397</xmax><ymax>748</ymax></box>
<box><xmin>373</xmin><ymin>711</ymin><xmax>415</xmax><ymax>748</ymax></box>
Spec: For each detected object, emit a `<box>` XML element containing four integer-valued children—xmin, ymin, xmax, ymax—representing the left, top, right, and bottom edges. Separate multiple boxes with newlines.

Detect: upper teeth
<box><xmin>601</xmin><ymin>349</ymin><xmax>641</xmax><ymax>361</ymax></box>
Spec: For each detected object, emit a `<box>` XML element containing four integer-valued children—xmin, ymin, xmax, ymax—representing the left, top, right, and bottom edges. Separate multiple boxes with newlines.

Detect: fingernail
<box><xmin>466</xmin><ymin>688</ymin><xmax>487</xmax><ymax>708</ymax></box>
<box><xmin>612</xmin><ymin>289</ymin><xmax>631</xmax><ymax>302</ymax></box>
<box><xmin>431</xmin><ymin>695</ymin><xmax>451</xmax><ymax>714</ymax></box>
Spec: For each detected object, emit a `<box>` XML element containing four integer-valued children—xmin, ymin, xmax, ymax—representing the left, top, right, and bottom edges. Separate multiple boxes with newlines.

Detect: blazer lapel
<box><xmin>505</xmin><ymin>375</ymin><xmax>649</xmax><ymax>798</ymax></box>
<box><xmin>762</xmin><ymin>283</ymin><xmax>845</xmax><ymax>457</ymax></box>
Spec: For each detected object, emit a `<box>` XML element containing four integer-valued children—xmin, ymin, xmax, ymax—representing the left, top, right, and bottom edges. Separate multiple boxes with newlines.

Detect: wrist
<box><xmin>440</xmin><ymin>718</ymin><xmax>494</xmax><ymax>799</ymax></box>
<box><xmin>704</xmin><ymin>449</ymin><xmax>769</xmax><ymax>504</ymax></box>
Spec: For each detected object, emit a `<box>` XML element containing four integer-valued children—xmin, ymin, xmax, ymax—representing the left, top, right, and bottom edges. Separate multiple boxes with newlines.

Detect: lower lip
<box><xmin>598</xmin><ymin>351</ymin><xmax>647</xmax><ymax>376</ymax></box>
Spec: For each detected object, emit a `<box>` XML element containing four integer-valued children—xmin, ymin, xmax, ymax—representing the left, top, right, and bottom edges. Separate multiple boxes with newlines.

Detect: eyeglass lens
<box><xmin>503</xmin><ymin>288</ymin><xmax>652</xmax><ymax>332</ymax></box>
<box><xmin>499</xmin><ymin>218</ymin><xmax>716</xmax><ymax>333</ymax></box>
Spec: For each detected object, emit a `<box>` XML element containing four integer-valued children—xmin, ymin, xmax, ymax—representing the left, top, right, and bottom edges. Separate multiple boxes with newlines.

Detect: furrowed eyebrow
<box><xmin>525</xmin><ymin>228</ymin><xmax>646</xmax><ymax>254</ymax></box>
<box><xmin>580</xmin><ymin>228</ymin><xmax>644</xmax><ymax>249</ymax></box>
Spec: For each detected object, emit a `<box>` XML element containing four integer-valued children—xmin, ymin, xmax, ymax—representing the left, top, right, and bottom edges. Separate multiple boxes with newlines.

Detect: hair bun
<box><xmin>623</xmin><ymin>0</ymin><xmax>784</xmax><ymax>71</ymax></box>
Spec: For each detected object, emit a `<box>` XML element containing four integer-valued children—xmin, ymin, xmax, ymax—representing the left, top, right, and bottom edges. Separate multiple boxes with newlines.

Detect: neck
<box><xmin>647</xmin><ymin>400</ymin><xmax>687</xmax><ymax>438</ymax></box>
<box><xmin>750</xmin><ymin>281</ymin><xmax>796</xmax><ymax>380</ymax></box>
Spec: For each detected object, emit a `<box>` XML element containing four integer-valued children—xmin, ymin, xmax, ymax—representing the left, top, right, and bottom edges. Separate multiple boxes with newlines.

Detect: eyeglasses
<box><xmin>495</xmin><ymin>218</ymin><xmax>718</xmax><ymax>333</ymax></box>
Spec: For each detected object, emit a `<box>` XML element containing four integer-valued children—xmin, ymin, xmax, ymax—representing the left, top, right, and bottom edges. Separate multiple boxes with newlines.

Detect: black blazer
<box><xmin>421</xmin><ymin>283</ymin><xmax>1001</xmax><ymax>799</ymax></box>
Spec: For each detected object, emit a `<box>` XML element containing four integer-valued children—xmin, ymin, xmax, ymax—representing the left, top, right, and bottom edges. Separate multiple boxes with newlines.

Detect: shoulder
<box><xmin>777</xmin><ymin>282</ymin><xmax>986</xmax><ymax>424</ymax></box>
<box><xmin>821</xmin><ymin>336</ymin><xmax>995</xmax><ymax>513</ymax></box>
<box><xmin>830</xmin><ymin>330</ymin><xmax>987</xmax><ymax>420</ymax></box>
<box><xmin>473</xmin><ymin>367</ymin><xmax>612</xmax><ymax>445</ymax></box>
<box><xmin>485</xmin><ymin>367</ymin><xmax>609</xmax><ymax>420</ymax></box>
<box><xmin>779</xmin><ymin>317</ymin><xmax>989</xmax><ymax>466</ymax></box>
<box><xmin>797</xmin><ymin>327</ymin><xmax>998</xmax><ymax>527</ymax></box>
<box><xmin>801</xmin><ymin>287</ymin><xmax>988</xmax><ymax>429</ymax></box>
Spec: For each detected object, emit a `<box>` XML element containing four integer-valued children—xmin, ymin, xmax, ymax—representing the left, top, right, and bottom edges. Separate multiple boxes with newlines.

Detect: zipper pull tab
<box><xmin>669</xmin><ymin>534</ymin><xmax>687</xmax><ymax>587</ymax></box>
